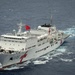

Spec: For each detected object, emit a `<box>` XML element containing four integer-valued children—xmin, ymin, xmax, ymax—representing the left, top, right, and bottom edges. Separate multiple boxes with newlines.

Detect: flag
<box><xmin>25</xmin><ymin>25</ymin><xmax>30</xmax><ymax>30</ymax></box>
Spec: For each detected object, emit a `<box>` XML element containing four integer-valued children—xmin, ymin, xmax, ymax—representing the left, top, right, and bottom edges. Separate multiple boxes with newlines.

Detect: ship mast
<box><xmin>17</xmin><ymin>22</ymin><xmax>24</xmax><ymax>33</ymax></box>
<box><xmin>48</xmin><ymin>15</ymin><xmax>53</xmax><ymax>34</ymax></box>
<box><xmin>50</xmin><ymin>15</ymin><xmax>53</xmax><ymax>25</ymax></box>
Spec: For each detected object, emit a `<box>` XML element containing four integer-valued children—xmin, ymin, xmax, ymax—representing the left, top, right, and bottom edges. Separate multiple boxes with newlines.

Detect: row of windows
<box><xmin>25</xmin><ymin>45</ymin><xmax>36</xmax><ymax>50</ymax></box>
<box><xmin>38</xmin><ymin>37</ymin><xmax>47</xmax><ymax>42</ymax></box>
<box><xmin>38</xmin><ymin>40</ymin><xmax>48</xmax><ymax>46</ymax></box>
<box><xmin>36</xmin><ymin>46</ymin><xmax>49</xmax><ymax>53</ymax></box>
<box><xmin>4</xmin><ymin>43</ymin><xmax>24</xmax><ymax>47</ymax></box>
<box><xmin>1</xmin><ymin>39</ymin><xmax>25</xmax><ymax>43</ymax></box>
<box><xmin>50</xmin><ymin>41</ymin><xmax>58</xmax><ymax>46</ymax></box>
<box><xmin>3</xmin><ymin>37</ymin><xmax>25</xmax><ymax>40</ymax></box>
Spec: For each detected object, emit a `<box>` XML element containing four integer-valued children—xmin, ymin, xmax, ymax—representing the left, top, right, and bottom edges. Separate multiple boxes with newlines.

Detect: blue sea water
<box><xmin>0</xmin><ymin>0</ymin><xmax>75</xmax><ymax>75</ymax></box>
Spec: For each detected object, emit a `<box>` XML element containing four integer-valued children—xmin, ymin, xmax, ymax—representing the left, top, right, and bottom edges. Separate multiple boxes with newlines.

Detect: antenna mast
<box><xmin>50</xmin><ymin>15</ymin><xmax>53</xmax><ymax>25</ymax></box>
<box><xmin>17</xmin><ymin>22</ymin><xmax>24</xmax><ymax>33</ymax></box>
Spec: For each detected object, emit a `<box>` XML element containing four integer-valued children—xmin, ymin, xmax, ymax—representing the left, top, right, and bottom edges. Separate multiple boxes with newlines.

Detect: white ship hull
<box><xmin>0</xmin><ymin>39</ymin><xmax>64</xmax><ymax>69</ymax></box>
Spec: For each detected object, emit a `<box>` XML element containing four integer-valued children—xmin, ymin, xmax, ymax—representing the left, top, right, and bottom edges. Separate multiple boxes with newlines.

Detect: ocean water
<box><xmin>0</xmin><ymin>0</ymin><xmax>75</xmax><ymax>75</ymax></box>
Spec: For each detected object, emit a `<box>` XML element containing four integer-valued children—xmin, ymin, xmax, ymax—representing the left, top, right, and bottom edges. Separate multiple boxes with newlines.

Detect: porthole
<box><xmin>10</xmin><ymin>57</ymin><xmax>13</xmax><ymax>60</ymax></box>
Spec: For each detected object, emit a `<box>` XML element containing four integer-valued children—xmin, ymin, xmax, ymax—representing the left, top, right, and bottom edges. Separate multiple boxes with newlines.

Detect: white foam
<box><xmin>17</xmin><ymin>61</ymin><xmax>31</xmax><ymax>67</ymax></box>
<box><xmin>63</xmin><ymin>27</ymin><xmax>75</xmax><ymax>37</ymax></box>
<box><xmin>40</xmin><ymin>55</ymin><xmax>50</xmax><ymax>60</ymax></box>
<box><xmin>33</xmin><ymin>60</ymin><xmax>48</xmax><ymax>65</ymax></box>
<box><xmin>4</xmin><ymin>66</ymin><xmax>20</xmax><ymax>70</ymax></box>
<box><xmin>67</xmin><ymin>52</ymin><xmax>73</xmax><ymax>55</ymax></box>
<box><xmin>51</xmin><ymin>53</ymin><xmax>63</xmax><ymax>57</ymax></box>
<box><xmin>57</xmin><ymin>48</ymin><xmax>66</xmax><ymax>53</ymax></box>
<box><xmin>60</xmin><ymin>58</ymin><xmax>73</xmax><ymax>62</ymax></box>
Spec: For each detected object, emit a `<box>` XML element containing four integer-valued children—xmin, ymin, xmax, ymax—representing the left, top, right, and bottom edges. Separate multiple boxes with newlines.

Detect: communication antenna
<box><xmin>17</xmin><ymin>21</ymin><xmax>24</xmax><ymax>33</ymax></box>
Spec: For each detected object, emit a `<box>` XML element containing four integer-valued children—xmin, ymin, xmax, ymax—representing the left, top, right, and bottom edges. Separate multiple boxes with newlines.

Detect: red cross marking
<box><xmin>20</xmin><ymin>51</ymin><xmax>27</xmax><ymax>63</ymax></box>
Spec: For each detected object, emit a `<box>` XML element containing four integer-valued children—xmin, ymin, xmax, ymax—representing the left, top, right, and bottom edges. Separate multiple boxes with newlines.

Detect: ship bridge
<box><xmin>0</xmin><ymin>34</ymin><xmax>28</xmax><ymax>51</ymax></box>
